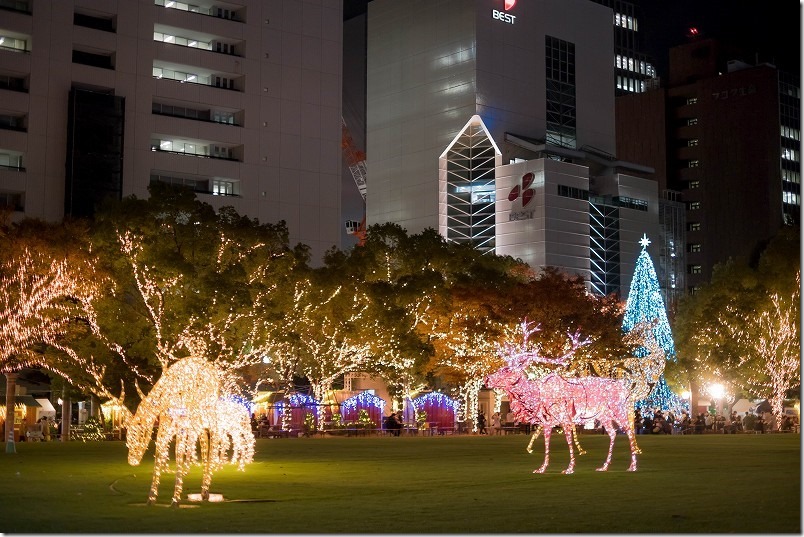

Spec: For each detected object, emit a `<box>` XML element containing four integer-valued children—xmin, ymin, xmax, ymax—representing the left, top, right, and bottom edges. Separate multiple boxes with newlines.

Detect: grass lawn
<box><xmin>0</xmin><ymin>433</ymin><xmax>799</xmax><ymax>533</ymax></box>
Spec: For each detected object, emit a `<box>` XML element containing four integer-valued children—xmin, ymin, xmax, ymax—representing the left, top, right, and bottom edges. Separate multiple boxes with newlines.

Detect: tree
<box><xmin>621</xmin><ymin>235</ymin><xmax>685</xmax><ymax>414</ymax></box>
<box><xmin>89</xmin><ymin>183</ymin><xmax>307</xmax><ymax>400</ymax></box>
<box><xmin>503</xmin><ymin>267</ymin><xmax>628</xmax><ymax>370</ymax></box>
<box><xmin>673</xmin><ymin>226</ymin><xmax>801</xmax><ymax>422</ymax></box>
<box><xmin>0</xmin><ymin>219</ymin><xmax>113</xmax><ymax>449</ymax></box>
<box><xmin>714</xmin><ymin>279</ymin><xmax>800</xmax><ymax>429</ymax></box>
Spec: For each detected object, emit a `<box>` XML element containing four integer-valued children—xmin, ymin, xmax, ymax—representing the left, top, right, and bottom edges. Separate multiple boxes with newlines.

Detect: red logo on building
<box><xmin>508</xmin><ymin>172</ymin><xmax>535</xmax><ymax>207</ymax></box>
<box><xmin>503</xmin><ymin>0</ymin><xmax>516</xmax><ymax>10</ymax></box>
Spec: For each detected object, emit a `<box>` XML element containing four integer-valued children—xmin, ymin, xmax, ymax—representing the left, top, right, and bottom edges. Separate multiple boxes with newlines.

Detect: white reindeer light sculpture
<box><xmin>125</xmin><ymin>356</ymin><xmax>255</xmax><ymax>506</ymax></box>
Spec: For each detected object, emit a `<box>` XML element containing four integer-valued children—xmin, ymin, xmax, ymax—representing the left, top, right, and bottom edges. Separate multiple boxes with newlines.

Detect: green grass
<box><xmin>0</xmin><ymin>433</ymin><xmax>799</xmax><ymax>533</ymax></box>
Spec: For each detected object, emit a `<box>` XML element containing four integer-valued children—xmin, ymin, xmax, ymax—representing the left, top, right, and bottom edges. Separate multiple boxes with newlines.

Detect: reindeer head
<box><xmin>125</xmin><ymin>412</ymin><xmax>154</xmax><ymax>466</ymax></box>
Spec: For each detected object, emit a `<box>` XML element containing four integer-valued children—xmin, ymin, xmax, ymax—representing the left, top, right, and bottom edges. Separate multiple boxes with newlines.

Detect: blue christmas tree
<box><xmin>623</xmin><ymin>234</ymin><xmax>687</xmax><ymax>414</ymax></box>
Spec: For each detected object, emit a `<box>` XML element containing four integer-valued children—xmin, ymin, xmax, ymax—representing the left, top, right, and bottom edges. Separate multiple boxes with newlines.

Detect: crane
<box><xmin>342</xmin><ymin>118</ymin><xmax>367</xmax><ymax>246</ymax></box>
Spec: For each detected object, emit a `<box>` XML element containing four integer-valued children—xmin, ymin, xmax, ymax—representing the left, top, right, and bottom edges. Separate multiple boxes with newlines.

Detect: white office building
<box><xmin>366</xmin><ymin>0</ymin><xmax>660</xmax><ymax>295</ymax></box>
<box><xmin>0</xmin><ymin>0</ymin><xmax>343</xmax><ymax>262</ymax></box>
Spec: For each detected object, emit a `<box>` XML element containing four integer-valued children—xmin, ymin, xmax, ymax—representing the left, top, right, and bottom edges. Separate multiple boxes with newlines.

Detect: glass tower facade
<box><xmin>444</xmin><ymin>119</ymin><xmax>498</xmax><ymax>252</ymax></box>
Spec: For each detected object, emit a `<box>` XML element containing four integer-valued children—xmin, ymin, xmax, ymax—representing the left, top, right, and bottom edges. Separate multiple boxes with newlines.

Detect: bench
<box><xmin>258</xmin><ymin>426</ymin><xmax>289</xmax><ymax>438</ymax></box>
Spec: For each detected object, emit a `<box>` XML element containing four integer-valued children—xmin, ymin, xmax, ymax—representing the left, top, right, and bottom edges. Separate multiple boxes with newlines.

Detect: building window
<box><xmin>688</xmin><ymin>265</ymin><xmax>702</xmax><ymax>274</ymax></box>
<box><xmin>782</xmin><ymin>169</ymin><xmax>800</xmax><ymax>184</ymax></box>
<box><xmin>688</xmin><ymin>222</ymin><xmax>701</xmax><ymax>232</ymax></box>
<box><xmin>781</xmin><ymin>125</ymin><xmax>801</xmax><ymax>141</ymax></box>
<box><xmin>557</xmin><ymin>184</ymin><xmax>589</xmax><ymax>201</ymax></box>
<box><xmin>0</xmin><ymin>73</ymin><xmax>26</xmax><ymax>92</ymax></box>
<box><xmin>0</xmin><ymin>113</ymin><xmax>25</xmax><ymax>131</ymax></box>
<box><xmin>150</xmin><ymin>138</ymin><xmax>237</xmax><ymax>160</ymax></box>
<box><xmin>150</xmin><ymin>173</ymin><xmax>208</xmax><ymax>193</ymax></box>
<box><xmin>686</xmin><ymin>97</ymin><xmax>698</xmax><ymax>105</ymax></box>
<box><xmin>0</xmin><ymin>35</ymin><xmax>28</xmax><ymax>53</ymax></box>
<box><xmin>211</xmin><ymin>179</ymin><xmax>238</xmax><ymax>196</ymax></box>
<box><xmin>687</xmin><ymin>118</ymin><xmax>698</xmax><ymax>126</ymax></box>
<box><xmin>688</xmin><ymin>180</ymin><xmax>700</xmax><ymax>189</ymax></box>
<box><xmin>688</xmin><ymin>201</ymin><xmax>701</xmax><ymax>210</ymax></box>
<box><xmin>687</xmin><ymin>139</ymin><xmax>699</xmax><ymax>147</ymax></box>
<box><xmin>154</xmin><ymin>0</ymin><xmax>241</xmax><ymax>21</ymax></box>
<box><xmin>154</xmin><ymin>32</ymin><xmax>213</xmax><ymax>50</ymax></box>
<box><xmin>688</xmin><ymin>159</ymin><xmax>700</xmax><ymax>168</ymax></box>
<box><xmin>444</xmin><ymin>118</ymin><xmax>497</xmax><ymax>253</ymax></box>
<box><xmin>72</xmin><ymin>49</ymin><xmax>114</xmax><ymax>70</ymax></box>
<box><xmin>783</xmin><ymin>191</ymin><xmax>800</xmax><ymax>205</ymax></box>
<box><xmin>615</xmin><ymin>196</ymin><xmax>648</xmax><ymax>211</ymax></box>
<box><xmin>0</xmin><ymin>0</ymin><xmax>31</xmax><ymax>14</ymax></box>
<box><xmin>688</xmin><ymin>243</ymin><xmax>702</xmax><ymax>253</ymax></box>
<box><xmin>545</xmin><ymin>36</ymin><xmax>576</xmax><ymax>149</ymax></box>
<box><xmin>0</xmin><ymin>190</ymin><xmax>23</xmax><ymax>211</ymax></box>
<box><xmin>74</xmin><ymin>12</ymin><xmax>116</xmax><ymax>32</ymax></box>
<box><xmin>0</xmin><ymin>152</ymin><xmax>23</xmax><ymax>170</ymax></box>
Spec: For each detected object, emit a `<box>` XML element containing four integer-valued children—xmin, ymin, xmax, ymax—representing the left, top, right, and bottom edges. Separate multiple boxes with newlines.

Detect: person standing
<box><xmin>477</xmin><ymin>411</ymin><xmax>487</xmax><ymax>435</ymax></box>
<box><xmin>490</xmin><ymin>412</ymin><xmax>502</xmax><ymax>435</ymax></box>
<box><xmin>39</xmin><ymin>417</ymin><xmax>51</xmax><ymax>441</ymax></box>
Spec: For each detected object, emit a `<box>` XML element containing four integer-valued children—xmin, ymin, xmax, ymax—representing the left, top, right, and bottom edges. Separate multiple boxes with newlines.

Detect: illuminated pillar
<box><xmin>4</xmin><ymin>373</ymin><xmax>18</xmax><ymax>454</ymax></box>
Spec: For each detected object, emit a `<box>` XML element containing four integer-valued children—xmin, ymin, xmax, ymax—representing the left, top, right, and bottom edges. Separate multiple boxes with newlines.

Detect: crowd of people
<box><xmin>633</xmin><ymin>408</ymin><xmax>800</xmax><ymax>435</ymax></box>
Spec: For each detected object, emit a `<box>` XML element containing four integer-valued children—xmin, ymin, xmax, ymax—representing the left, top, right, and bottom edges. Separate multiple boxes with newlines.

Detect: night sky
<box><xmin>344</xmin><ymin>0</ymin><xmax>802</xmax><ymax>79</ymax></box>
<box><xmin>633</xmin><ymin>0</ymin><xmax>801</xmax><ymax>79</ymax></box>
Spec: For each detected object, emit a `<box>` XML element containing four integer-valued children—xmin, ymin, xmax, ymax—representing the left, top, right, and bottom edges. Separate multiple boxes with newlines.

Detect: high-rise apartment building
<box><xmin>616</xmin><ymin>37</ymin><xmax>800</xmax><ymax>294</ymax></box>
<box><xmin>0</xmin><ymin>0</ymin><xmax>343</xmax><ymax>262</ymax></box>
<box><xmin>365</xmin><ymin>0</ymin><xmax>661</xmax><ymax>297</ymax></box>
<box><xmin>589</xmin><ymin>0</ymin><xmax>658</xmax><ymax>96</ymax></box>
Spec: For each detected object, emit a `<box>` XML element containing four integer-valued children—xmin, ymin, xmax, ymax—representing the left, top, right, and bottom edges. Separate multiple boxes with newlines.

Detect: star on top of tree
<box><xmin>639</xmin><ymin>234</ymin><xmax>651</xmax><ymax>249</ymax></box>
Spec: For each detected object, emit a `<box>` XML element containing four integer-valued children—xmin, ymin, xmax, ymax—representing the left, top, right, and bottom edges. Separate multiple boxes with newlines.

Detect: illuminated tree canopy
<box><xmin>672</xmin><ymin>226</ymin><xmax>801</xmax><ymax>423</ymax></box>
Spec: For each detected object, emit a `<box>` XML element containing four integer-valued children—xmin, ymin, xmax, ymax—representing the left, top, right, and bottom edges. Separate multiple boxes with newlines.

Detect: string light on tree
<box><xmin>713</xmin><ymin>278</ymin><xmax>801</xmax><ymax>430</ymax></box>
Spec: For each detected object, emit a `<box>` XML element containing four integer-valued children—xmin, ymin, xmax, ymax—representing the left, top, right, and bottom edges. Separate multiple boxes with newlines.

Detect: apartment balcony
<box><xmin>0</xmin><ymin>0</ymin><xmax>31</xmax><ymax>16</ymax></box>
<box><xmin>149</xmin><ymin>136</ymin><xmax>243</xmax><ymax>178</ymax></box>
<box><xmin>153</xmin><ymin>0</ymin><xmax>247</xmax><ymax>38</ymax></box>
<box><xmin>153</xmin><ymin>113</ymin><xmax>242</xmax><ymax>145</ymax></box>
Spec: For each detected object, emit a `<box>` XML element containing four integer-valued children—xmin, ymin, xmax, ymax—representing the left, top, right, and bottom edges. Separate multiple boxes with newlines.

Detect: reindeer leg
<box><xmin>534</xmin><ymin>427</ymin><xmax>551</xmax><ymax>473</ymax></box>
<box><xmin>596</xmin><ymin>421</ymin><xmax>617</xmax><ymax>471</ymax></box>
<box><xmin>171</xmin><ymin>434</ymin><xmax>188</xmax><ymax>507</ymax></box>
<box><xmin>526</xmin><ymin>426</ymin><xmax>542</xmax><ymax>454</ymax></box>
<box><xmin>148</xmin><ymin>429</ymin><xmax>171</xmax><ymax>505</ymax></box>
<box><xmin>571</xmin><ymin>424</ymin><xmax>586</xmax><ymax>456</ymax></box>
<box><xmin>562</xmin><ymin>424</ymin><xmax>575</xmax><ymax>474</ymax></box>
<box><xmin>625</xmin><ymin>425</ymin><xmax>639</xmax><ymax>471</ymax></box>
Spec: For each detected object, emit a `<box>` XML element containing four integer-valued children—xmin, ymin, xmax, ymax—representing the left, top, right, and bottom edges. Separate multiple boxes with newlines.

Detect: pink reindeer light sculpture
<box><xmin>487</xmin><ymin>322</ymin><xmax>641</xmax><ymax>474</ymax></box>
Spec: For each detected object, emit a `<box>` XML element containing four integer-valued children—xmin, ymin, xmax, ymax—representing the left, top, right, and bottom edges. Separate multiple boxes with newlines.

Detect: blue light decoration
<box><xmin>224</xmin><ymin>394</ymin><xmax>255</xmax><ymax>414</ymax></box>
<box><xmin>341</xmin><ymin>391</ymin><xmax>386</xmax><ymax>413</ymax></box>
<box><xmin>277</xmin><ymin>392</ymin><xmax>320</xmax><ymax>429</ymax></box>
<box><xmin>340</xmin><ymin>391</ymin><xmax>385</xmax><ymax>426</ymax></box>
<box><xmin>623</xmin><ymin>234</ymin><xmax>689</xmax><ymax>415</ymax></box>
<box><xmin>411</xmin><ymin>392</ymin><xmax>460</xmax><ymax>412</ymax></box>
<box><xmin>411</xmin><ymin>392</ymin><xmax>459</xmax><ymax>429</ymax></box>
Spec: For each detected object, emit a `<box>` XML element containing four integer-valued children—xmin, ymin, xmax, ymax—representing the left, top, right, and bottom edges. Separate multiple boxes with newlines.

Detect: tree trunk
<box><xmin>4</xmin><ymin>373</ymin><xmax>18</xmax><ymax>453</ymax></box>
<box><xmin>90</xmin><ymin>394</ymin><xmax>101</xmax><ymax>420</ymax></box>
<box><xmin>61</xmin><ymin>388</ymin><xmax>71</xmax><ymax>442</ymax></box>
